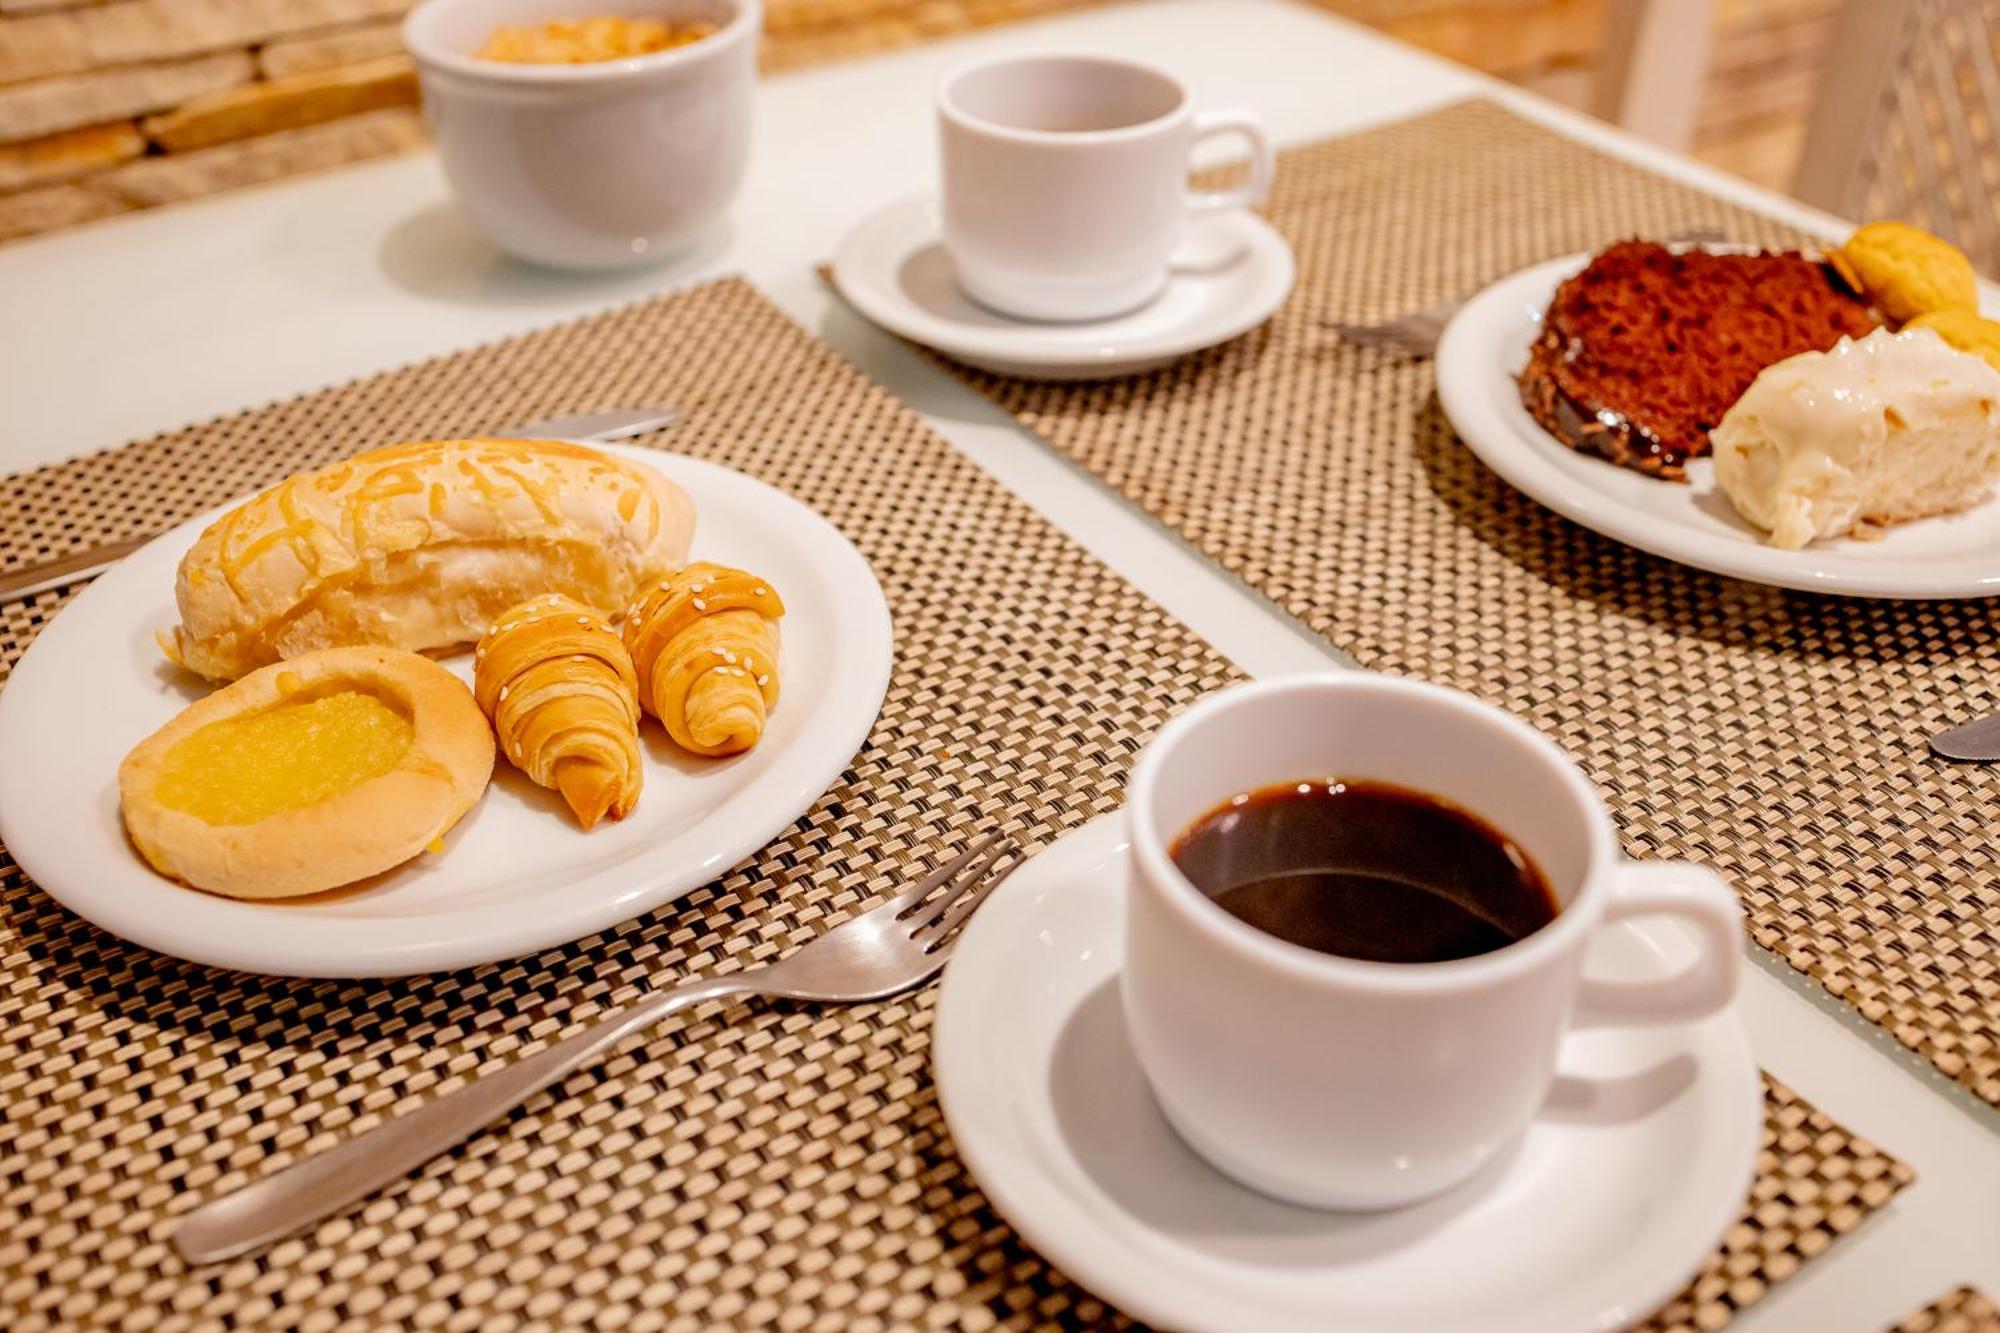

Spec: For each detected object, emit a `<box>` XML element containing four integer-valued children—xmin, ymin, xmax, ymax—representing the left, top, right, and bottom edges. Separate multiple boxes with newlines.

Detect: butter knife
<box><xmin>1931</xmin><ymin>712</ymin><xmax>2000</xmax><ymax>762</ymax></box>
<box><xmin>0</xmin><ymin>406</ymin><xmax>681</xmax><ymax>605</ymax></box>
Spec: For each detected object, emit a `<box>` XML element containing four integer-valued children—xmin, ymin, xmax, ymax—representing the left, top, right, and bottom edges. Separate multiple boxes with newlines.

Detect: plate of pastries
<box><xmin>1436</xmin><ymin>221</ymin><xmax>2000</xmax><ymax>598</ymax></box>
<box><xmin>0</xmin><ymin>438</ymin><xmax>893</xmax><ymax>977</ymax></box>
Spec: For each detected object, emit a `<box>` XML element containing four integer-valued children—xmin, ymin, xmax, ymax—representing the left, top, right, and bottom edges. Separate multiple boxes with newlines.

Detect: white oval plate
<box><xmin>830</xmin><ymin>195</ymin><xmax>1295</xmax><ymax>380</ymax></box>
<box><xmin>0</xmin><ymin>445</ymin><xmax>893</xmax><ymax>978</ymax></box>
<box><xmin>1435</xmin><ymin>251</ymin><xmax>2000</xmax><ymax>599</ymax></box>
<box><xmin>935</xmin><ymin>815</ymin><xmax>1761</xmax><ymax>1333</ymax></box>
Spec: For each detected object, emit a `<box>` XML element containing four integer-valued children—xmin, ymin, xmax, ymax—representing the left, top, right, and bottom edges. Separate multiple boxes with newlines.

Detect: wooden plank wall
<box><xmin>0</xmin><ymin>0</ymin><xmax>1837</xmax><ymax>244</ymax></box>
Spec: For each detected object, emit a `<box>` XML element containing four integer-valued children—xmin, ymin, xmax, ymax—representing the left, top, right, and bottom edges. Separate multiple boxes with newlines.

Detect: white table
<box><xmin>3</xmin><ymin>1</ymin><xmax>1995</xmax><ymax>1325</ymax></box>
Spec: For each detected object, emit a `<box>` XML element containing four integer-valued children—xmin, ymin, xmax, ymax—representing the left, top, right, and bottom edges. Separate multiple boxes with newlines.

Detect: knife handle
<box><xmin>0</xmin><ymin>535</ymin><xmax>149</xmax><ymax>604</ymax></box>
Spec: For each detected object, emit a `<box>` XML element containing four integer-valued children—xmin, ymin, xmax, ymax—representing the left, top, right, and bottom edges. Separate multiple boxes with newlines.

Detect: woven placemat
<box><xmin>936</xmin><ymin>97</ymin><xmax>2000</xmax><ymax>1110</ymax></box>
<box><xmin>1897</xmin><ymin>1288</ymin><xmax>2000</xmax><ymax>1333</ymax></box>
<box><xmin>1636</xmin><ymin>1075</ymin><xmax>1910</xmax><ymax>1333</ymax></box>
<box><xmin>0</xmin><ymin>279</ymin><xmax>1906</xmax><ymax>1329</ymax></box>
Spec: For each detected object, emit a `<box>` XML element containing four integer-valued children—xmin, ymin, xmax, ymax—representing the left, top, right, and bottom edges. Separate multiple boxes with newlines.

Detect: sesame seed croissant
<box><xmin>623</xmin><ymin>563</ymin><xmax>784</xmax><ymax>757</ymax></box>
<box><xmin>474</xmin><ymin>594</ymin><xmax>643</xmax><ymax>829</ymax></box>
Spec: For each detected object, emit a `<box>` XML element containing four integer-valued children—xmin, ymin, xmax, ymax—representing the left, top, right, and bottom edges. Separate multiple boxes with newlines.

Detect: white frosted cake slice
<box><xmin>1713</xmin><ymin>327</ymin><xmax>2000</xmax><ymax>548</ymax></box>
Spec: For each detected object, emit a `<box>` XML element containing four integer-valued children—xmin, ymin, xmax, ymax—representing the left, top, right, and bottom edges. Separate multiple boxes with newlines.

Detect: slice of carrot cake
<box><xmin>1518</xmin><ymin>241</ymin><xmax>1879</xmax><ymax>480</ymax></box>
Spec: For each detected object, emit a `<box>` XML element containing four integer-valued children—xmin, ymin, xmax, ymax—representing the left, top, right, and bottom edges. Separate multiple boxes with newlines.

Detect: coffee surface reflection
<box><xmin>1169</xmin><ymin>779</ymin><xmax>1557</xmax><ymax>964</ymax></box>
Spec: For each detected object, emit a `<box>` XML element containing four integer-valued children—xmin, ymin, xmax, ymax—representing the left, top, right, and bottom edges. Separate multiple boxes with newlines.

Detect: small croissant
<box><xmin>474</xmin><ymin>594</ymin><xmax>643</xmax><ymax>829</ymax></box>
<box><xmin>623</xmin><ymin>562</ymin><xmax>784</xmax><ymax>757</ymax></box>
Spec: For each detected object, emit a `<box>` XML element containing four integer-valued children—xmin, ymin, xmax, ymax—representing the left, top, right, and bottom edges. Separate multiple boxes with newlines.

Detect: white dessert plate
<box><xmin>1436</xmin><ymin>250</ymin><xmax>2000</xmax><ymax>599</ymax></box>
<box><xmin>0</xmin><ymin>445</ymin><xmax>893</xmax><ymax>978</ymax></box>
<box><xmin>934</xmin><ymin>815</ymin><xmax>1761</xmax><ymax>1333</ymax></box>
<box><xmin>830</xmin><ymin>195</ymin><xmax>1295</xmax><ymax>380</ymax></box>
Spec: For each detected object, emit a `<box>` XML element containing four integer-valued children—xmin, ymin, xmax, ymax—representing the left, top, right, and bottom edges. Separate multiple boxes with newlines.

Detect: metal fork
<box><xmin>1326</xmin><ymin>226</ymin><xmax>1732</xmax><ymax>357</ymax></box>
<box><xmin>172</xmin><ymin>828</ymin><xmax>1021</xmax><ymax>1265</ymax></box>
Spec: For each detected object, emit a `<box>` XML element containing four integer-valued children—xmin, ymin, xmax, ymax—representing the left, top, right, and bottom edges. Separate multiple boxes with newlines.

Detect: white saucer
<box><xmin>1436</xmin><ymin>249</ymin><xmax>2000</xmax><ymax>599</ymax></box>
<box><xmin>933</xmin><ymin>815</ymin><xmax>1761</xmax><ymax>1333</ymax></box>
<box><xmin>830</xmin><ymin>195</ymin><xmax>1295</xmax><ymax>380</ymax></box>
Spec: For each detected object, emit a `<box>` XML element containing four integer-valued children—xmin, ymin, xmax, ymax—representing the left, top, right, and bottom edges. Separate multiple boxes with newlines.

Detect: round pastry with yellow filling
<box><xmin>118</xmin><ymin>647</ymin><xmax>495</xmax><ymax>900</ymax></box>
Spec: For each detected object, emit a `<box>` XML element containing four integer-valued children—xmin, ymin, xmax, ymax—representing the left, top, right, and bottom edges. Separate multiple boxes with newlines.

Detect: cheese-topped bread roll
<box><xmin>164</xmin><ymin>438</ymin><xmax>695</xmax><ymax>681</ymax></box>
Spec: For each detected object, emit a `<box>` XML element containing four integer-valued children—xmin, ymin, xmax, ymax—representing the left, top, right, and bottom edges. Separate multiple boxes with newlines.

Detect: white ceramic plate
<box><xmin>1435</xmin><ymin>250</ymin><xmax>2000</xmax><ymax>598</ymax></box>
<box><xmin>934</xmin><ymin>815</ymin><xmax>1761</xmax><ymax>1333</ymax></box>
<box><xmin>830</xmin><ymin>195</ymin><xmax>1295</xmax><ymax>380</ymax></box>
<box><xmin>0</xmin><ymin>445</ymin><xmax>893</xmax><ymax>978</ymax></box>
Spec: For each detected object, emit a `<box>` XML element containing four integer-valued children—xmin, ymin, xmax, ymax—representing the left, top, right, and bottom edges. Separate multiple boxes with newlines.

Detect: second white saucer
<box><xmin>830</xmin><ymin>195</ymin><xmax>1295</xmax><ymax>379</ymax></box>
<box><xmin>933</xmin><ymin>814</ymin><xmax>1761</xmax><ymax>1333</ymax></box>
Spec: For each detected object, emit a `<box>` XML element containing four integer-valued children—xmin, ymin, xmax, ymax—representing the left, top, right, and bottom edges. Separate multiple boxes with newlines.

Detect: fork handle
<box><xmin>173</xmin><ymin>974</ymin><xmax>751</xmax><ymax>1265</ymax></box>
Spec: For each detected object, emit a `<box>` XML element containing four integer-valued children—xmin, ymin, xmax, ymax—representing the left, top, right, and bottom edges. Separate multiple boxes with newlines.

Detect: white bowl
<box><xmin>404</xmin><ymin>0</ymin><xmax>758</xmax><ymax>270</ymax></box>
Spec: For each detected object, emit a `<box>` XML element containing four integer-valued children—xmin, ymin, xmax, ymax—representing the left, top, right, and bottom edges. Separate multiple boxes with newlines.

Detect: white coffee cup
<box><xmin>1123</xmin><ymin>674</ymin><xmax>1742</xmax><ymax>1211</ymax></box>
<box><xmin>937</xmin><ymin>53</ymin><xmax>1275</xmax><ymax>322</ymax></box>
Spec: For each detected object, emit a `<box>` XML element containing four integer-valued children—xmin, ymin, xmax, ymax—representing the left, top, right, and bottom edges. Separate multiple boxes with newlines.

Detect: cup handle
<box><xmin>1575</xmin><ymin>862</ymin><xmax>1742</xmax><ymax>1025</ymax></box>
<box><xmin>1187</xmin><ymin>109</ymin><xmax>1275</xmax><ymax>213</ymax></box>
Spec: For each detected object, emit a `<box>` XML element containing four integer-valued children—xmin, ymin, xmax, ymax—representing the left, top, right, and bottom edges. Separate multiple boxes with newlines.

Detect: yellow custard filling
<box><xmin>154</xmin><ymin>690</ymin><xmax>413</xmax><ymax>825</ymax></box>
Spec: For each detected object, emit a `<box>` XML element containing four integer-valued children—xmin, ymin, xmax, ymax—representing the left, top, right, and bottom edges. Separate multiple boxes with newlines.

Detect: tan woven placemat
<box><xmin>0</xmin><ymin>278</ymin><xmax>1906</xmax><ymax>1329</ymax></box>
<box><xmin>935</xmin><ymin>97</ymin><xmax>2000</xmax><ymax>1110</ymax></box>
<box><xmin>1897</xmin><ymin>1288</ymin><xmax>2000</xmax><ymax>1333</ymax></box>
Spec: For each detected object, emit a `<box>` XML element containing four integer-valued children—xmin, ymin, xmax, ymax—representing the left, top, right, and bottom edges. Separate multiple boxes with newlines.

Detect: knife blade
<box><xmin>0</xmin><ymin>406</ymin><xmax>682</xmax><ymax>604</ymax></box>
<box><xmin>491</xmin><ymin>406</ymin><xmax>682</xmax><ymax>442</ymax></box>
<box><xmin>1930</xmin><ymin>711</ymin><xmax>2000</xmax><ymax>762</ymax></box>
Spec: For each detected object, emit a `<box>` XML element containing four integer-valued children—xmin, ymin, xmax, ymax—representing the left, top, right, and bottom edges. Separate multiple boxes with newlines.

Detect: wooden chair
<box><xmin>1593</xmin><ymin>0</ymin><xmax>1717</xmax><ymax>152</ymax></box>
<box><xmin>1793</xmin><ymin>0</ymin><xmax>2000</xmax><ymax>275</ymax></box>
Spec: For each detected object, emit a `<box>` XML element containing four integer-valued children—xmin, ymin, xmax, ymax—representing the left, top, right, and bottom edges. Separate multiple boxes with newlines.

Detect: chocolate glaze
<box><xmin>1520</xmin><ymin>325</ymin><xmax>1685</xmax><ymax>479</ymax></box>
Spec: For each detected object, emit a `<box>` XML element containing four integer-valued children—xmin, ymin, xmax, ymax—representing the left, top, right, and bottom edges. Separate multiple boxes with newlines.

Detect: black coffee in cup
<box><xmin>1169</xmin><ymin>778</ymin><xmax>1557</xmax><ymax>964</ymax></box>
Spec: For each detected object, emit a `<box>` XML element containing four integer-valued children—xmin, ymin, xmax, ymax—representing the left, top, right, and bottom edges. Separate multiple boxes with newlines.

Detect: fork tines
<box><xmin>894</xmin><ymin>828</ymin><xmax>1020</xmax><ymax>948</ymax></box>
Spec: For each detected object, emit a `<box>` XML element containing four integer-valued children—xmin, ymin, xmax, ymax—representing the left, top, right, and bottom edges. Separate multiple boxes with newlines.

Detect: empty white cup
<box><xmin>1123</xmin><ymin>675</ymin><xmax>1743</xmax><ymax>1210</ymax></box>
<box><xmin>937</xmin><ymin>53</ymin><xmax>1275</xmax><ymax>322</ymax></box>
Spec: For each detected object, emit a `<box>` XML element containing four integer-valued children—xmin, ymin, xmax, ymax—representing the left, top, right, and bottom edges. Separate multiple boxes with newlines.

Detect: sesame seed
<box><xmin>577</xmin><ymin>616</ymin><xmax>591</xmax><ymax>626</ymax></box>
<box><xmin>499</xmin><ymin>686</ymin><xmax>509</xmax><ymax>701</ymax></box>
<box><xmin>756</xmin><ymin>674</ymin><xmax>769</xmax><ymax>686</ymax></box>
<box><xmin>755</xmin><ymin>586</ymin><xmax>767</xmax><ymax>596</ymax></box>
<box><xmin>692</xmin><ymin>597</ymin><xmax>707</xmax><ymax>611</ymax></box>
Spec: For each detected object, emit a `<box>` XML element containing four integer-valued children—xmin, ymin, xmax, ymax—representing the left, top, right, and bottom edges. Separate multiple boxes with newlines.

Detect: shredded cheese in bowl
<box><xmin>476</xmin><ymin>15</ymin><xmax>716</xmax><ymax>64</ymax></box>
